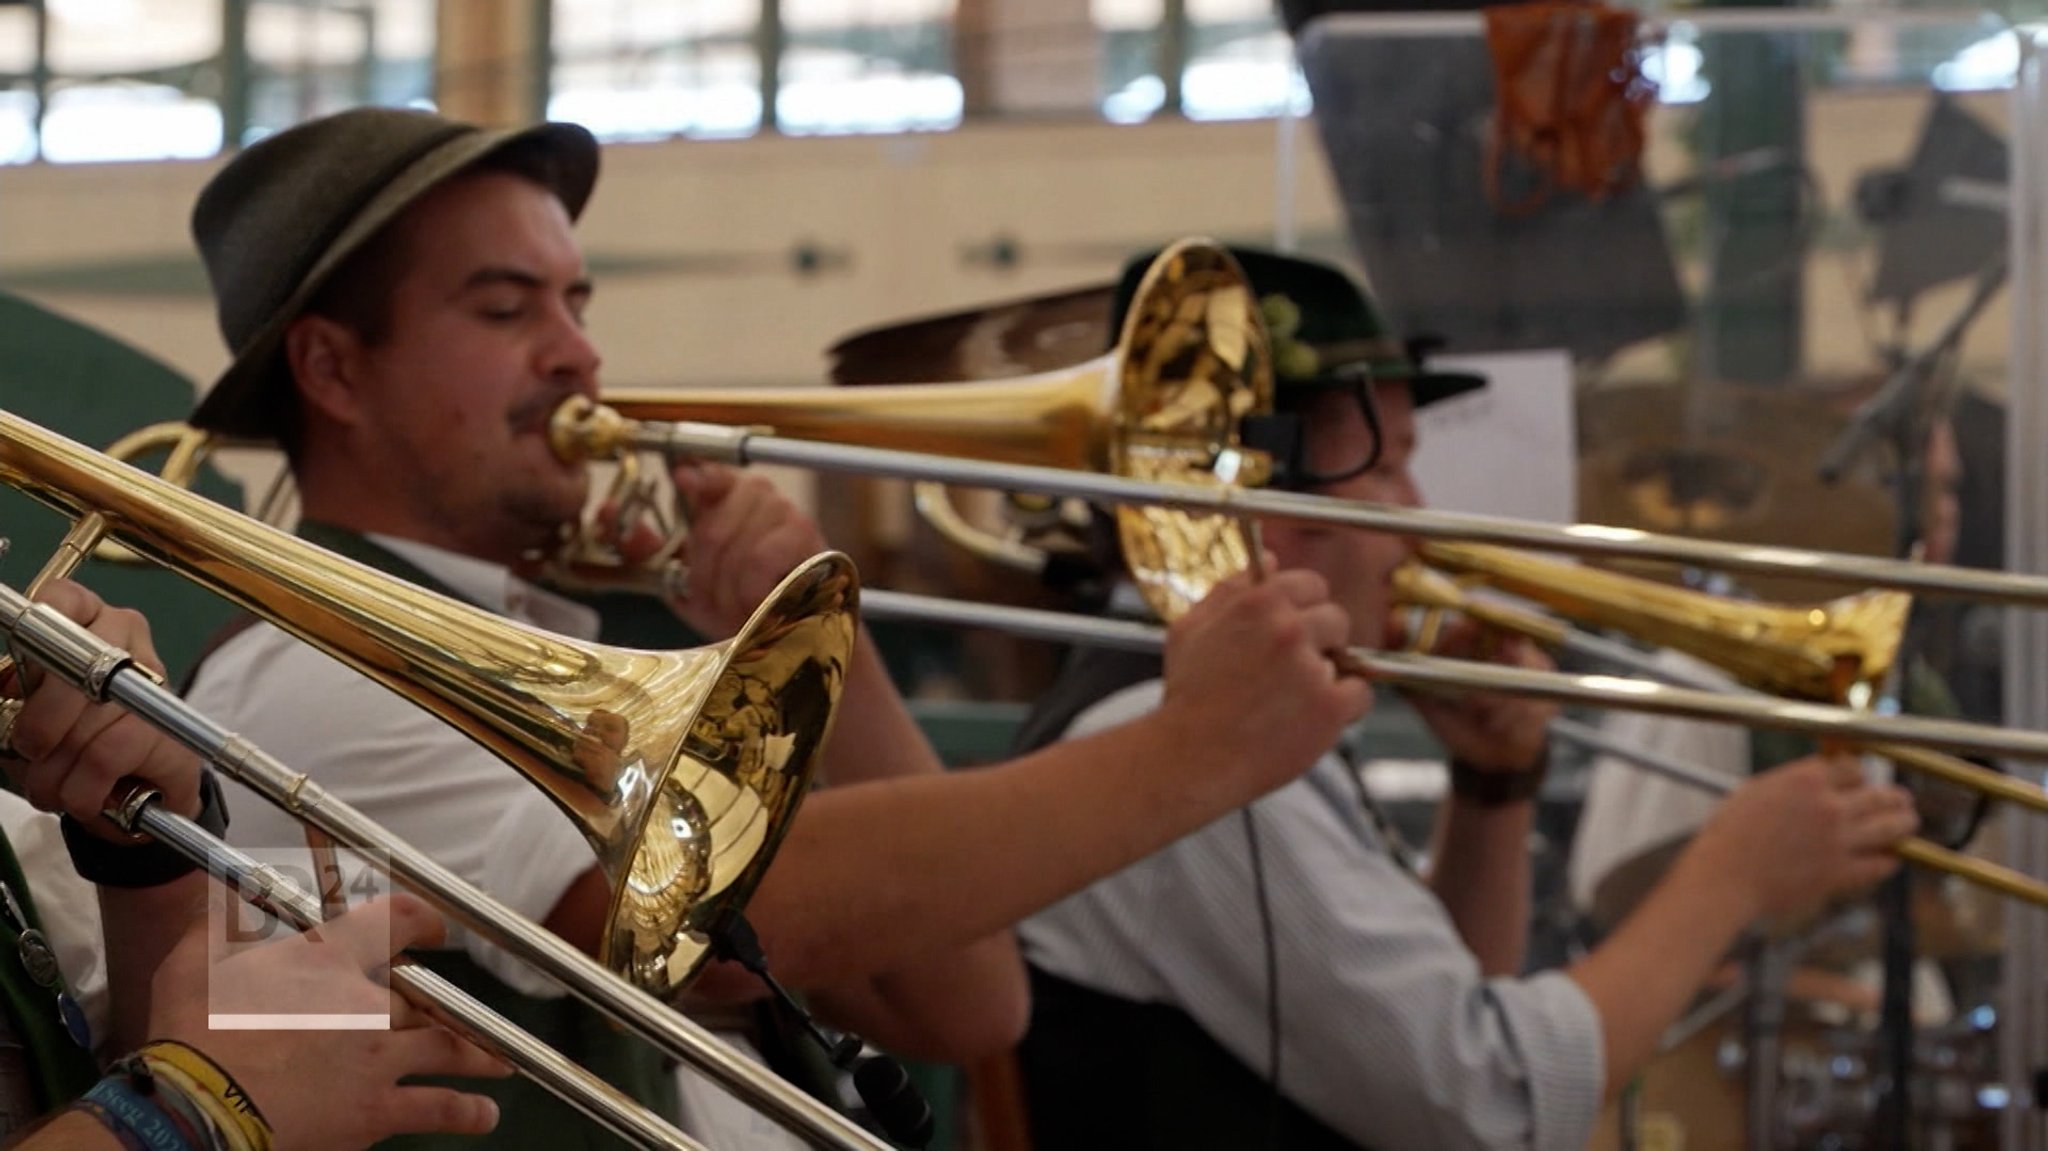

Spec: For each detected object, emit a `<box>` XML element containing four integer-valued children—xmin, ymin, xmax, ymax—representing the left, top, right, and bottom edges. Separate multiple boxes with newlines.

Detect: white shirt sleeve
<box><xmin>0</xmin><ymin>797</ymin><xmax>108</xmax><ymax>1051</ymax></box>
<box><xmin>192</xmin><ymin>625</ymin><xmax>599</xmax><ymax>997</ymax></box>
<box><xmin>1023</xmin><ymin>683</ymin><xmax>1606</xmax><ymax>1151</ymax></box>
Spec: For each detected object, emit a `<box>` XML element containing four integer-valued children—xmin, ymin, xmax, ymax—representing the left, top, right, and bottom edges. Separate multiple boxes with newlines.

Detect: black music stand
<box><xmin>1291</xmin><ymin>14</ymin><xmax>1688</xmax><ymax>365</ymax></box>
<box><xmin>1824</xmin><ymin>92</ymin><xmax>2010</xmax><ymax>1151</ymax></box>
<box><xmin>1865</xmin><ymin>95</ymin><xmax>2009</xmax><ymax>309</ymax></box>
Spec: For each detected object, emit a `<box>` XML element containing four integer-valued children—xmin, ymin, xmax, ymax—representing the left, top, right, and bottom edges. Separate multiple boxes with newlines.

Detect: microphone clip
<box><xmin>706</xmin><ymin>909</ymin><xmax>936</xmax><ymax>1149</ymax></box>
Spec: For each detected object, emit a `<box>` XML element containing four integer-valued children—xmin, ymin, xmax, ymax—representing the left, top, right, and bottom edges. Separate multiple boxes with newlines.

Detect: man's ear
<box><xmin>285</xmin><ymin>314</ymin><xmax>367</xmax><ymax>427</ymax></box>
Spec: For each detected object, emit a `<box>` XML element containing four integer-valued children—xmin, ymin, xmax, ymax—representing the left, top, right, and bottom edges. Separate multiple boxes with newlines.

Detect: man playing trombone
<box><xmin>0</xmin><ymin>579</ymin><xmax>511</xmax><ymax>1150</ymax></box>
<box><xmin>1012</xmin><ymin>248</ymin><xmax>1922</xmax><ymax>1151</ymax></box>
<box><xmin>172</xmin><ymin>107</ymin><xmax>1372</xmax><ymax>1147</ymax></box>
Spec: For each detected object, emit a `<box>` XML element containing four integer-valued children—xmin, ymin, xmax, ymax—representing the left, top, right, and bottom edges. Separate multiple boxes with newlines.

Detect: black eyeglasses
<box><xmin>1240</xmin><ymin>369</ymin><xmax>1386</xmax><ymax>491</ymax></box>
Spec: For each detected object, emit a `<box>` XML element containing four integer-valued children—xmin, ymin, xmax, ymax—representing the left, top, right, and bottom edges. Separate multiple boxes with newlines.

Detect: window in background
<box><xmin>550</xmin><ymin>0</ymin><xmax>763</xmax><ymax>141</ymax></box>
<box><xmin>1182</xmin><ymin>0</ymin><xmax>1300</xmax><ymax>120</ymax></box>
<box><xmin>778</xmin><ymin>0</ymin><xmax>959</xmax><ymax>135</ymax></box>
<box><xmin>37</xmin><ymin>0</ymin><xmax>222</xmax><ymax>163</ymax></box>
<box><xmin>1095</xmin><ymin>0</ymin><xmax>1164</xmax><ymax>122</ymax></box>
<box><xmin>0</xmin><ymin>0</ymin><xmax>430</xmax><ymax>163</ymax></box>
<box><xmin>243</xmin><ymin>0</ymin><xmax>433</xmax><ymax>145</ymax></box>
<box><xmin>0</xmin><ymin>6</ymin><xmax>37</xmax><ymax>163</ymax></box>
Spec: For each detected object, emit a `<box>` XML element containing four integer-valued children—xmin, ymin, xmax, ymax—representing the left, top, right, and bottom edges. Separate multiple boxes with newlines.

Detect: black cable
<box><xmin>709</xmin><ymin>909</ymin><xmax>935</xmax><ymax>1149</ymax></box>
<box><xmin>1240</xmin><ymin>804</ymin><xmax>1283</xmax><ymax>1151</ymax></box>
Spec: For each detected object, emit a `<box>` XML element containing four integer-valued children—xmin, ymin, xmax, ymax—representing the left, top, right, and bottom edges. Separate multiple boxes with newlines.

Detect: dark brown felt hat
<box><xmin>188</xmin><ymin>106</ymin><xmax>599</xmax><ymax>438</ymax></box>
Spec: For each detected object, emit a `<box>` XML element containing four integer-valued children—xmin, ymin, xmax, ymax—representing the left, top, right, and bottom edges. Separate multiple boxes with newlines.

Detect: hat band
<box><xmin>1307</xmin><ymin>336</ymin><xmax>1408</xmax><ymax>367</ymax></box>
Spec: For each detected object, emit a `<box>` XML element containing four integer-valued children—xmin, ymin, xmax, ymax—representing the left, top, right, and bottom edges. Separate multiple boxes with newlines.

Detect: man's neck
<box><xmin>296</xmin><ymin>480</ymin><xmax>531</xmax><ymax>570</ymax></box>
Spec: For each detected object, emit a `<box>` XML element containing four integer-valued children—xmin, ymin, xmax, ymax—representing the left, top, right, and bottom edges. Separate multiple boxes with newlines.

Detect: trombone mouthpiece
<box><xmin>548</xmin><ymin>396</ymin><xmax>635</xmax><ymax>464</ymax></box>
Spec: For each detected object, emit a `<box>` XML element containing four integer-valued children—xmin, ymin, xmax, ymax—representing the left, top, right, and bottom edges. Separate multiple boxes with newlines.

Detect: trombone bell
<box><xmin>1414</xmin><ymin>540</ymin><xmax>1913</xmax><ymax>703</ymax></box>
<box><xmin>0</xmin><ymin>408</ymin><xmax>859</xmax><ymax>999</ymax></box>
<box><xmin>571</xmin><ymin>239</ymin><xmax>1277</xmax><ymax>623</ymax></box>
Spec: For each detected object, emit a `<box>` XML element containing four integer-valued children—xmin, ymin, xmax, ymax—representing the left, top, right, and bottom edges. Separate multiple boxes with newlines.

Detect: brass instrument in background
<box><xmin>544</xmin><ymin>343</ymin><xmax>2048</xmax><ymax>907</ymax></box>
<box><xmin>583</xmin><ymin>238</ymin><xmax>1273</xmax><ymax>623</ymax></box>
<box><xmin>1406</xmin><ymin>540</ymin><xmax>1913</xmax><ymax>704</ymax></box>
<box><xmin>1402</xmin><ymin>541</ymin><xmax>2048</xmax><ymax>812</ymax></box>
<box><xmin>0</xmin><ymin>408</ymin><xmax>890</xmax><ymax>1151</ymax></box>
<box><xmin>1384</xmin><ymin>542</ymin><xmax>2048</xmax><ymax>906</ymax></box>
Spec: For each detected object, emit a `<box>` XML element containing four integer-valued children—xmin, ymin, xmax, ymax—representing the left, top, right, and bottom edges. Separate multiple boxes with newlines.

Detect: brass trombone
<box><xmin>543</xmin><ymin>396</ymin><xmax>2048</xmax><ymax>768</ymax></box>
<box><xmin>548</xmin><ymin>238</ymin><xmax>2048</xmax><ymax>610</ymax></box>
<box><xmin>554</xmin><ymin>391</ymin><xmax>2048</xmax><ymax>902</ymax></box>
<box><xmin>0</xmin><ymin>408</ymin><xmax>894</xmax><ymax>1151</ymax></box>
<box><xmin>844</xmin><ymin>587</ymin><xmax>2048</xmax><ymax>910</ymax></box>
<box><xmin>558</xmin><ymin>393</ymin><xmax>2048</xmax><ymax>610</ymax></box>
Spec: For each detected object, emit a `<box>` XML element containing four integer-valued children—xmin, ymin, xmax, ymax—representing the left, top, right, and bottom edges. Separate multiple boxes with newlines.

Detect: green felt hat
<box><xmin>1110</xmin><ymin>245</ymin><xmax>1486</xmax><ymax>408</ymax></box>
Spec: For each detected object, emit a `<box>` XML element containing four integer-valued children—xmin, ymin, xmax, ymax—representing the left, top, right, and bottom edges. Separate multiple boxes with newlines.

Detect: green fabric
<box><xmin>290</xmin><ymin>522</ymin><xmax>678</xmax><ymax>1151</ymax></box>
<box><xmin>0</xmin><ymin>288</ymin><xmax>241</xmax><ymax>681</ymax></box>
<box><xmin>0</xmin><ymin>832</ymin><xmax>100</xmax><ymax>1113</ymax></box>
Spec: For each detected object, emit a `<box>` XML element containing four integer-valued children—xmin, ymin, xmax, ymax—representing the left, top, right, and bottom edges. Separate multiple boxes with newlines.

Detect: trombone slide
<box><xmin>859</xmin><ymin>590</ymin><xmax>2048</xmax><ymax>908</ymax></box>
<box><xmin>131</xmin><ymin>802</ymin><xmax>706</xmax><ymax>1151</ymax></box>
<box><xmin>1547</xmin><ymin>718</ymin><xmax>2048</xmax><ymax>911</ymax></box>
<box><xmin>550</xmin><ymin>400</ymin><xmax>2048</xmax><ymax>609</ymax></box>
<box><xmin>857</xmin><ymin>588</ymin><xmax>2048</xmax><ymax>767</ymax></box>
<box><xmin>0</xmin><ymin>581</ymin><xmax>897</xmax><ymax>1151</ymax></box>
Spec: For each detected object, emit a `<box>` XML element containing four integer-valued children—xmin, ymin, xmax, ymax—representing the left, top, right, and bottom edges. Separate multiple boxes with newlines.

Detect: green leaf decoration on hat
<box><xmin>1261</xmin><ymin>292</ymin><xmax>1321</xmax><ymax>381</ymax></box>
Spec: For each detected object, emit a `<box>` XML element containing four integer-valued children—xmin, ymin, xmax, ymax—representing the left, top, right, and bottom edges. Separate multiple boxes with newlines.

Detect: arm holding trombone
<box><xmin>602</xmin><ymin>459</ymin><xmax>1033</xmax><ymax>1061</ymax></box>
<box><xmin>0</xmin><ymin>584</ymin><xmax>205</xmax><ymax>1056</ymax></box>
<box><xmin>1565</xmin><ymin>752</ymin><xmax>1917</xmax><ymax>1099</ymax></box>
<box><xmin>0</xmin><ymin>579</ymin><xmax>509</xmax><ymax>1150</ymax></box>
<box><xmin>1392</xmin><ymin>615</ymin><xmax>1917</xmax><ymax>1071</ymax></box>
<box><xmin>569</xmin><ymin>456</ymin><xmax>1374</xmax><ymax>1057</ymax></box>
<box><xmin>1390</xmin><ymin>613</ymin><xmax>1556</xmax><ymax>977</ymax></box>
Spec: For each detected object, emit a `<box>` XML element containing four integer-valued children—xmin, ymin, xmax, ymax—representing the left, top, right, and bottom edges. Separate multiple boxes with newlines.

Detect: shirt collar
<box><xmin>369</xmin><ymin>534</ymin><xmax>602</xmax><ymax>641</ymax></box>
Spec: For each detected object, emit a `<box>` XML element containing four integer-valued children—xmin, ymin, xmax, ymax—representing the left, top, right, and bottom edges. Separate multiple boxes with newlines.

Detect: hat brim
<box><xmin>1402</xmin><ymin>368</ymin><xmax>1489</xmax><ymax>409</ymax></box>
<box><xmin>189</xmin><ymin>120</ymin><xmax>599</xmax><ymax>439</ymax></box>
<box><xmin>1280</xmin><ymin>364</ymin><xmax>1488</xmax><ymax>410</ymax></box>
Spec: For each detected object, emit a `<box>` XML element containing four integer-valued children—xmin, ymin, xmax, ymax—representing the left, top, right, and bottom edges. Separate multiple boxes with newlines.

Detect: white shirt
<box><xmin>1566</xmin><ymin>650</ymin><xmax>1746</xmax><ymax>923</ymax></box>
<box><xmin>188</xmin><ymin>534</ymin><xmax>601</xmax><ymax>995</ymax></box>
<box><xmin>185</xmin><ymin>533</ymin><xmax>809</xmax><ymax>1150</ymax></box>
<box><xmin>1022</xmin><ymin>679</ymin><xmax>1606</xmax><ymax>1151</ymax></box>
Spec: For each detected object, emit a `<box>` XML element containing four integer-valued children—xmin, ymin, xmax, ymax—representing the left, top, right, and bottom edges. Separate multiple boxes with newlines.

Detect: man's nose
<box><xmin>542</xmin><ymin>309</ymin><xmax>602</xmax><ymax>392</ymax></box>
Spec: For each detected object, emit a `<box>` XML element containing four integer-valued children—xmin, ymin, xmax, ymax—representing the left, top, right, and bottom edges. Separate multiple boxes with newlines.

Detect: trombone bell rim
<box><xmin>604</xmin><ymin>551</ymin><xmax>858</xmax><ymax>992</ymax></box>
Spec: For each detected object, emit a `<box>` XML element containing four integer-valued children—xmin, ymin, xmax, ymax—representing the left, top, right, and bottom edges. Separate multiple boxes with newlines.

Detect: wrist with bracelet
<box><xmin>1447</xmin><ymin>743</ymin><xmax>1551</xmax><ymax>808</ymax></box>
<box><xmin>60</xmin><ymin>772</ymin><xmax>230</xmax><ymax>889</ymax></box>
<box><xmin>71</xmin><ymin>1039</ymin><xmax>272</xmax><ymax>1151</ymax></box>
